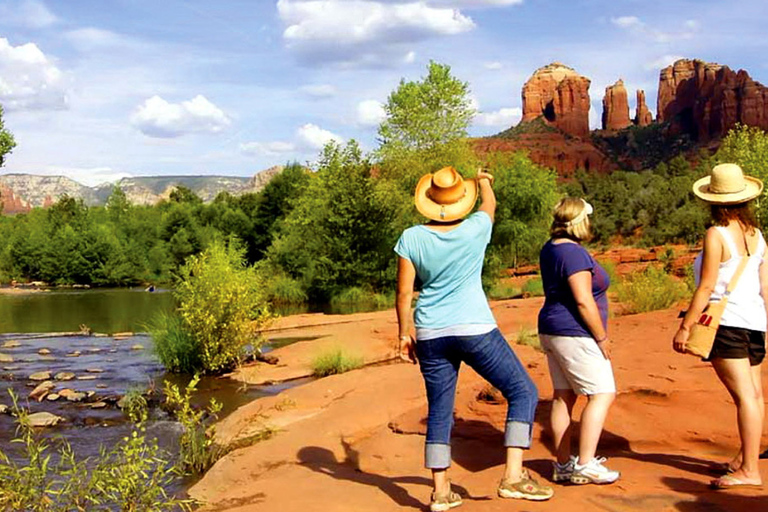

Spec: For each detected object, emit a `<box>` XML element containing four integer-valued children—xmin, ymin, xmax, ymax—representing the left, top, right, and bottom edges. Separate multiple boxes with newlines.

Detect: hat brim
<box><xmin>693</xmin><ymin>176</ymin><xmax>764</xmax><ymax>204</ymax></box>
<box><xmin>414</xmin><ymin>174</ymin><xmax>478</xmax><ymax>222</ymax></box>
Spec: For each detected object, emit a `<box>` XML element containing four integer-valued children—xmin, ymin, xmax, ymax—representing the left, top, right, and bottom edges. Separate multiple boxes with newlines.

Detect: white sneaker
<box><xmin>570</xmin><ymin>456</ymin><xmax>620</xmax><ymax>485</ymax></box>
<box><xmin>552</xmin><ymin>455</ymin><xmax>577</xmax><ymax>482</ymax></box>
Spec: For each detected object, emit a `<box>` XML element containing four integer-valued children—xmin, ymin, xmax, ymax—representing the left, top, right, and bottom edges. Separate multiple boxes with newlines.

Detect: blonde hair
<box><xmin>551</xmin><ymin>197</ymin><xmax>591</xmax><ymax>241</ymax></box>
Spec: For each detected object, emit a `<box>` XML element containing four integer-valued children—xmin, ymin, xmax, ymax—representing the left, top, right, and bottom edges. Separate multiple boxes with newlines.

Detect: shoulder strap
<box><xmin>715</xmin><ymin>226</ymin><xmax>740</xmax><ymax>258</ymax></box>
<box><xmin>725</xmin><ymin>254</ymin><xmax>750</xmax><ymax>295</ymax></box>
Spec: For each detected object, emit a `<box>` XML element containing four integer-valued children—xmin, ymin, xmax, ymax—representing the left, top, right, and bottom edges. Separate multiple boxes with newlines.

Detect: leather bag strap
<box><xmin>725</xmin><ymin>255</ymin><xmax>750</xmax><ymax>296</ymax></box>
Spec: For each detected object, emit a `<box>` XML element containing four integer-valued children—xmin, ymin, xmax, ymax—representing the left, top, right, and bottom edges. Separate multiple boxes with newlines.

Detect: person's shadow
<box><xmin>662</xmin><ymin>476</ymin><xmax>768</xmax><ymax>511</ymax></box>
<box><xmin>297</xmin><ymin>439</ymin><xmax>490</xmax><ymax>511</ymax></box>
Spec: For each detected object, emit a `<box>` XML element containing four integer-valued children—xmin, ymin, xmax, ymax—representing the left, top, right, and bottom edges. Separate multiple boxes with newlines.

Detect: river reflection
<box><xmin>0</xmin><ymin>288</ymin><xmax>176</xmax><ymax>334</ymax></box>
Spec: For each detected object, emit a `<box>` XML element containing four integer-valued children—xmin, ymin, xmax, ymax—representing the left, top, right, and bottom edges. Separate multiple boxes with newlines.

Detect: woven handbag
<box><xmin>685</xmin><ymin>255</ymin><xmax>750</xmax><ymax>358</ymax></box>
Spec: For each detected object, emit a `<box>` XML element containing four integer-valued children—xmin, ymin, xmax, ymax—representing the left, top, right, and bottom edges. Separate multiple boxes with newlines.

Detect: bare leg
<box><xmin>712</xmin><ymin>358</ymin><xmax>763</xmax><ymax>483</ymax></box>
<box><xmin>433</xmin><ymin>469</ymin><xmax>450</xmax><ymax>495</ymax></box>
<box><xmin>503</xmin><ymin>447</ymin><xmax>524</xmax><ymax>482</ymax></box>
<box><xmin>730</xmin><ymin>365</ymin><xmax>765</xmax><ymax>470</ymax></box>
<box><xmin>578</xmin><ymin>392</ymin><xmax>615</xmax><ymax>463</ymax></box>
<box><xmin>551</xmin><ymin>389</ymin><xmax>577</xmax><ymax>464</ymax></box>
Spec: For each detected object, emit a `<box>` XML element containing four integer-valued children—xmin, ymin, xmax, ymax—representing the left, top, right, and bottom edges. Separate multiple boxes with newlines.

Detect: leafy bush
<box><xmin>311</xmin><ymin>348</ymin><xmax>364</xmax><ymax>377</ymax></box>
<box><xmin>121</xmin><ymin>386</ymin><xmax>150</xmax><ymax>423</ymax></box>
<box><xmin>264</xmin><ymin>271</ymin><xmax>308</xmax><ymax>305</ymax></box>
<box><xmin>616</xmin><ymin>265</ymin><xmax>689</xmax><ymax>314</ymax></box>
<box><xmin>486</xmin><ymin>280</ymin><xmax>522</xmax><ymax>300</ymax></box>
<box><xmin>153</xmin><ymin>240</ymin><xmax>273</xmax><ymax>374</ymax></box>
<box><xmin>164</xmin><ymin>376</ymin><xmax>224</xmax><ymax>475</ymax></box>
<box><xmin>522</xmin><ymin>278</ymin><xmax>544</xmax><ymax>297</ymax></box>
<box><xmin>329</xmin><ymin>287</ymin><xmax>394</xmax><ymax>311</ymax></box>
<box><xmin>0</xmin><ymin>391</ymin><xmax>191</xmax><ymax>511</ymax></box>
<box><xmin>150</xmin><ymin>311</ymin><xmax>200</xmax><ymax>374</ymax></box>
<box><xmin>514</xmin><ymin>328</ymin><xmax>542</xmax><ymax>352</ymax></box>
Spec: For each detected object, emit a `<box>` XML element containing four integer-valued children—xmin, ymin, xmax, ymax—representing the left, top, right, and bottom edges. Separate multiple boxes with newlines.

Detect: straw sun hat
<box><xmin>693</xmin><ymin>163</ymin><xmax>763</xmax><ymax>204</ymax></box>
<box><xmin>414</xmin><ymin>166</ymin><xmax>478</xmax><ymax>222</ymax></box>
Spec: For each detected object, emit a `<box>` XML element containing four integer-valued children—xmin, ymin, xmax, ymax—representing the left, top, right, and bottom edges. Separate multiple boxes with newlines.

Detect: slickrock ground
<box><xmin>192</xmin><ymin>299</ymin><xmax>768</xmax><ymax>511</ymax></box>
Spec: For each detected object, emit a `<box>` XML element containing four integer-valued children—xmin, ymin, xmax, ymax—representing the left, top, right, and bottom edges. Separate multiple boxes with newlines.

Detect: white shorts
<box><xmin>539</xmin><ymin>334</ymin><xmax>616</xmax><ymax>395</ymax></box>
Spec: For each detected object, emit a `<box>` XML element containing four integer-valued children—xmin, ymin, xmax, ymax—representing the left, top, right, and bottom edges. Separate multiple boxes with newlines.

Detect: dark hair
<box><xmin>711</xmin><ymin>202</ymin><xmax>758</xmax><ymax>234</ymax></box>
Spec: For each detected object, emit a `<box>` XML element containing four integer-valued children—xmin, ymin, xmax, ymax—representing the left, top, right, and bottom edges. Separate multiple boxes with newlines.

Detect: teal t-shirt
<box><xmin>394</xmin><ymin>211</ymin><xmax>496</xmax><ymax>329</ymax></box>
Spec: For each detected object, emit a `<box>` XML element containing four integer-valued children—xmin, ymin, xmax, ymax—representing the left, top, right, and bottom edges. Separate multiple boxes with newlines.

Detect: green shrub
<box><xmin>329</xmin><ymin>287</ymin><xmax>394</xmax><ymax>311</ymax></box>
<box><xmin>153</xmin><ymin>241</ymin><xmax>273</xmax><ymax>374</ymax></box>
<box><xmin>616</xmin><ymin>265</ymin><xmax>689</xmax><ymax>314</ymax></box>
<box><xmin>0</xmin><ymin>390</ymin><xmax>192</xmax><ymax>511</ymax></box>
<box><xmin>164</xmin><ymin>376</ymin><xmax>224</xmax><ymax>475</ymax></box>
<box><xmin>150</xmin><ymin>311</ymin><xmax>200</xmax><ymax>374</ymax></box>
<box><xmin>311</xmin><ymin>348</ymin><xmax>364</xmax><ymax>377</ymax></box>
<box><xmin>265</xmin><ymin>272</ymin><xmax>308</xmax><ymax>305</ymax></box>
<box><xmin>522</xmin><ymin>277</ymin><xmax>544</xmax><ymax>297</ymax></box>
<box><xmin>487</xmin><ymin>281</ymin><xmax>522</xmax><ymax>300</ymax></box>
<box><xmin>121</xmin><ymin>385</ymin><xmax>149</xmax><ymax>423</ymax></box>
<box><xmin>514</xmin><ymin>328</ymin><xmax>542</xmax><ymax>352</ymax></box>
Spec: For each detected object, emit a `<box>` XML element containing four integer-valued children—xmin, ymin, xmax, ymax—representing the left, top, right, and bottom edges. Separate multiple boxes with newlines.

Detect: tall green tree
<box><xmin>0</xmin><ymin>104</ymin><xmax>16</xmax><ymax>168</ymax></box>
<box><xmin>376</xmin><ymin>61</ymin><xmax>478</xmax><ymax>186</ymax></box>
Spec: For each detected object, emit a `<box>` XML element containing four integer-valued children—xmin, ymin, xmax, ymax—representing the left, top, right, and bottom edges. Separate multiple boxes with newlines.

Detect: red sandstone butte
<box><xmin>521</xmin><ymin>62</ymin><xmax>591</xmax><ymax>138</ymax></box>
<box><xmin>634</xmin><ymin>90</ymin><xmax>653</xmax><ymax>127</ymax></box>
<box><xmin>602</xmin><ymin>79</ymin><xmax>631</xmax><ymax>131</ymax></box>
<box><xmin>0</xmin><ymin>184</ymin><xmax>32</xmax><ymax>214</ymax></box>
<box><xmin>657</xmin><ymin>58</ymin><xmax>768</xmax><ymax>141</ymax></box>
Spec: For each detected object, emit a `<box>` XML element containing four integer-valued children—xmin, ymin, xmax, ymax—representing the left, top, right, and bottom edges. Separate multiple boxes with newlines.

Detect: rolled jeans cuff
<box><xmin>425</xmin><ymin>443</ymin><xmax>451</xmax><ymax>469</ymax></box>
<box><xmin>504</xmin><ymin>420</ymin><xmax>532</xmax><ymax>448</ymax></box>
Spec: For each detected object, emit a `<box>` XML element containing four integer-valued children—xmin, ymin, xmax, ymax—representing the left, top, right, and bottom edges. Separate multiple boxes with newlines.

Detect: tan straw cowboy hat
<box><xmin>693</xmin><ymin>163</ymin><xmax>763</xmax><ymax>204</ymax></box>
<box><xmin>414</xmin><ymin>166</ymin><xmax>478</xmax><ymax>222</ymax></box>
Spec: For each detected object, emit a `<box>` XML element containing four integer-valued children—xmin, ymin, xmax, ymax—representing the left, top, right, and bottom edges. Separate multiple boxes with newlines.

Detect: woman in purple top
<box><xmin>537</xmin><ymin>197</ymin><xmax>619</xmax><ymax>486</ymax></box>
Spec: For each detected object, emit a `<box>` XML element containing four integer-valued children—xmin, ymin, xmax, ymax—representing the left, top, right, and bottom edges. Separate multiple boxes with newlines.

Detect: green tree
<box><xmin>0</xmin><ymin>104</ymin><xmax>16</xmax><ymax>168</ymax></box>
<box><xmin>376</xmin><ymin>61</ymin><xmax>478</xmax><ymax>186</ymax></box>
<box><xmin>716</xmin><ymin>124</ymin><xmax>768</xmax><ymax>227</ymax></box>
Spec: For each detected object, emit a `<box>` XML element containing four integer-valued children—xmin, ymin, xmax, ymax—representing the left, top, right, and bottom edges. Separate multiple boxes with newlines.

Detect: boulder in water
<box><xmin>28</xmin><ymin>412</ymin><xmax>64</xmax><ymax>427</ymax></box>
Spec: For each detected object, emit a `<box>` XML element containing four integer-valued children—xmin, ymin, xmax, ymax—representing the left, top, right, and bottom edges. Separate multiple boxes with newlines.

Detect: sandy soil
<box><xmin>190</xmin><ymin>299</ymin><xmax>768</xmax><ymax>511</ymax></box>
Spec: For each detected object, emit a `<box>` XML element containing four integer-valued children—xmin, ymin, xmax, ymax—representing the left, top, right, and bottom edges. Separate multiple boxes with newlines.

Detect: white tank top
<box><xmin>694</xmin><ymin>226</ymin><xmax>767</xmax><ymax>332</ymax></box>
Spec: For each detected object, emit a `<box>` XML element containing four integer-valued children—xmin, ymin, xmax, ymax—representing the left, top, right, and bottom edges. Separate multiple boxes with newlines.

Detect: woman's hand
<box><xmin>596</xmin><ymin>339</ymin><xmax>611</xmax><ymax>360</ymax></box>
<box><xmin>672</xmin><ymin>326</ymin><xmax>689</xmax><ymax>353</ymax></box>
<box><xmin>399</xmin><ymin>335</ymin><xmax>417</xmax><ymax>364</ymax></box>
<box><xmin>476</xmin><ymin>169</ymin><xmax>495</xmax><ymax>184</ymax></box>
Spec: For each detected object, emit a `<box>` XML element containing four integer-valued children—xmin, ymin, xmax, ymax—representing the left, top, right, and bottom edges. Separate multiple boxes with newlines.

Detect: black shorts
<box><xmin>705</xmin><ymin>325</ymin><xmax>766</xmax><ymax>366</ymax></box>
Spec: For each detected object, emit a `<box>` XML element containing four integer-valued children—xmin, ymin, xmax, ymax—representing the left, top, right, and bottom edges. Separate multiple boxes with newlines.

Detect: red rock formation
<box><xmin>634</xmin><ymin>90</ymin><xmax>653</xmax><ymax>126</ymax></box>
<box><xmin>521</xmin><ymin>62</ymin><xmax>591</xmax><ymax>138</ymax></box>
<box><xmin>657</xmin><ymin>59</ymin><xmax>768</xmax><ymax>141</ymax></box>
<box><xmin>602</xmin><ymin>79</ymin><xmax>631</xmax><ymax>130</ymax></box>
<box><xmin>472</xmin><ymin>132</ymin><xmax>613</xmax><ymax>177</ymax></box>
<box><xmin>0</xmin><ymin>184</ymin><xmax>32</xmax><ymax>214</ymax></box>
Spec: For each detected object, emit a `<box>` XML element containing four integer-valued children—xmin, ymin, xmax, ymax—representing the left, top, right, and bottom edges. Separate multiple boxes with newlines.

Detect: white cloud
<box><xmin>130</xmin><ymin>95</ymin><xmax>231</xmax><ymax>138</ymax></box>
<box><xmin>64</xmin><ymin>28</ymin><xmax>138</xmax><ymax>52</ymax></box>
<box><xmin>0</xmin><ymin>0</ymin><xmax>58</xmax><ymax>29</ymax></box>
<box><xmin>644</xmin><ymin>54</ymin><xmax>685</xmax><ymax>71</ymax></box>
<box><xmin>611</xmin><ymin>16</ymin><xmax>642</xmax><ymax>29</ymax></box>
<box><xmin>277</xmin><ymin>0</ymin><xmax>475</xmax><ymax>66</ymax></box>
<box><xmin>356</xmin><ymin>99</ymin><xmax>386</xmax><ymax>127</ymax></box>
<box><xmin>300</xmin><ymin>84</ymin><xmax>337</xmax><ymax>98</ymax></box>
<box><xmin>296</xmin><ymin>123</ymin><xmax>344</xmax><ymax>149</ymax></box>
<box><xmin>0</xmin><ymin>37</ymin><xmax>68</xmax><ymax>111</ymax></box>
<box><xmin>484</xmin><ymin>61</ymin><xmax>503</xmax><ymax>70</ymax></box>
<box><xmin>240</xmin><ymin>140</ymin><xmax>297</xmax><ymax>157</ymax></box>
<box><xmin>474</xmin><ymin>107</ymin><xmax>522</xmax><ymax>127</ymax></box>
<box><xmin>611</xmin><ymin>15</ymin><xmax>698</xmax><ymax>43</ymax></box>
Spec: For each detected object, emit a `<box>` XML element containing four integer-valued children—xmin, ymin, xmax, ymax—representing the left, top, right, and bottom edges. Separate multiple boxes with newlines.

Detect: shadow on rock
<box><xmin>297</xmin><ymin>440</ymin><xmax>490</xmax><ymax>511</ymax></box>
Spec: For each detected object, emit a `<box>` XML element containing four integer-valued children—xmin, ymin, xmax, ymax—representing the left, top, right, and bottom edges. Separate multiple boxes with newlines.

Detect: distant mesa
<box><xmin>635</xmin><ymin>90</ymin><xmax>653</xmax><ymax>127</ymax></box>
<box><xmin>0</xmin><ymin>165</ymin><xmax>285</xmax><ymax>215</ymax></box>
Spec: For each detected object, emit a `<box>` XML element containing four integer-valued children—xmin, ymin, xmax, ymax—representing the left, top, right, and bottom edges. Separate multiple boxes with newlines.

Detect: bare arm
<box><xmin>396</xmin><ymin>256</ymin><xmax>417</xmax><ymax>364</ymax></box>
<box><xmin>476</xmin><ymin>170</ymin><xmax>496</xmax><ymax>223</ymax></box>
<box><xmin>759</xmin><ymin>243</ymin><xmax>768</xmax><ymax>326</ymax></box>
<box><xmin>673</xmin><ymin>227</ymin><xmax>722</xmax><ymax>352</ymax></box>
<box><xmin>568</xmin><ymin>270</ymin><xmax>609</xmax><ymax>358</ymax></box>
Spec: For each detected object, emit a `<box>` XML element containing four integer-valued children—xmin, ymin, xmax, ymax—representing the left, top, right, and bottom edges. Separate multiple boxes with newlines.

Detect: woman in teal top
<box><xmin>395</xmin><ymin>166</ymin><xmax>552</xmax><ymax>512</ymax></box>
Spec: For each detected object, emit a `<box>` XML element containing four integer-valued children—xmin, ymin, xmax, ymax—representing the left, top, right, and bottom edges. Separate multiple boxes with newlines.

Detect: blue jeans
<box><xmin>416</xmin><ymin>328</ymin><xmax>539</xmax><ymax>469</ymax></box>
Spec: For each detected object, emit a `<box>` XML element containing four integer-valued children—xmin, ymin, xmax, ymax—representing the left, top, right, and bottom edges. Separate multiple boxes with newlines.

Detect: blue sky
<box><xmin>1</xmin><ymin>0</ymin><xmax>767</xmax><ymax>186</ymax></box>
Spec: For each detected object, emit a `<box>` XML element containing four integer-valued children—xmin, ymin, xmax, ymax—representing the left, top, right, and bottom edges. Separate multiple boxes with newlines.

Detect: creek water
<box><xmin>0</xmin><ymin>288</ymin><xmax>313</xmax><ymax>498</ymax></box>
